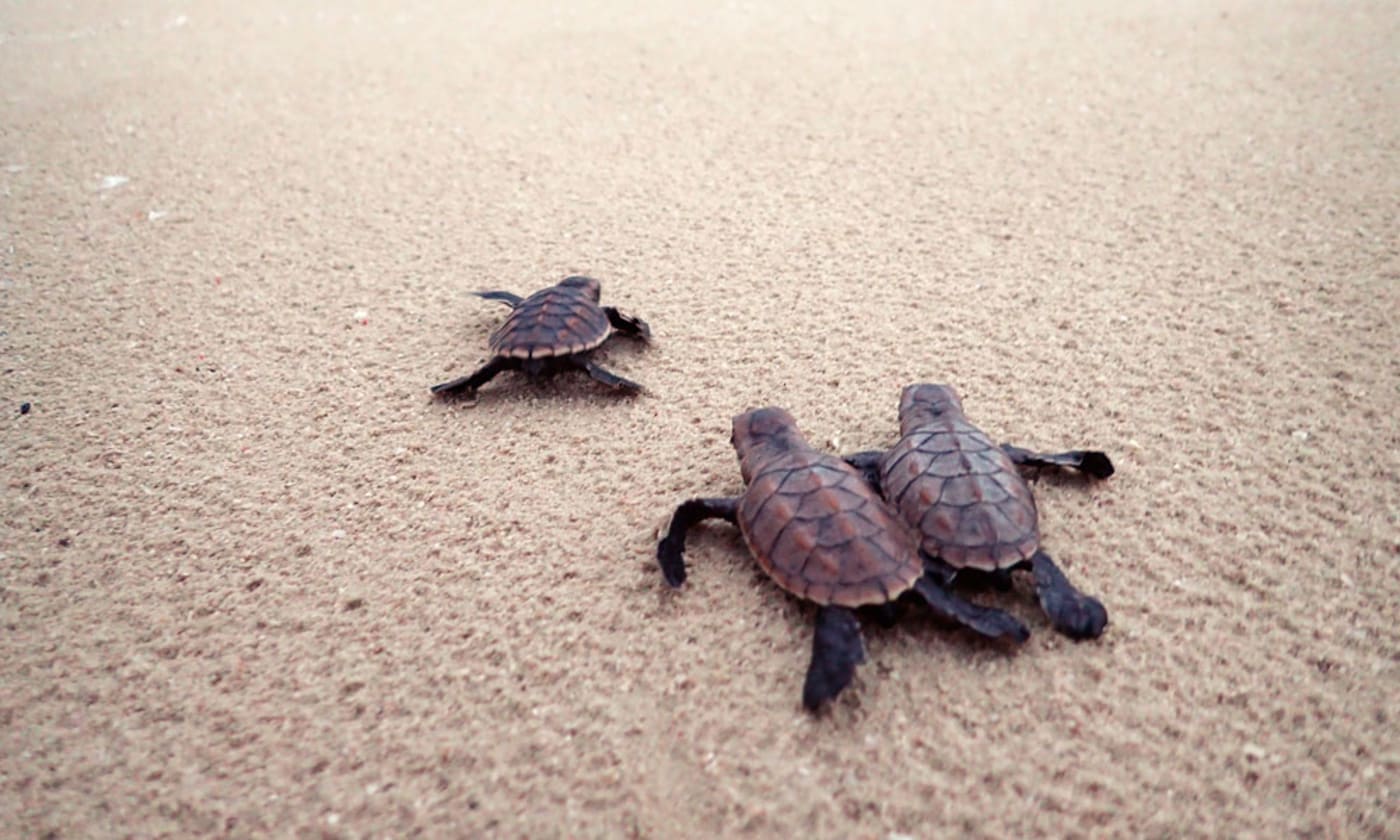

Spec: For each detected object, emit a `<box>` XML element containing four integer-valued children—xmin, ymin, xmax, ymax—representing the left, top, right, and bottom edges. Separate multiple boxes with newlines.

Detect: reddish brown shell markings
<box><xmin>881</xmin><ymin>413</ymin><xmax>1041</xmax><ymax>572</ymax></box>
<box><xmin>488</xmin><ymin>280</ymin><xmax>610</xmax><ymax>359</ymax></box>
<box><xmin>731</xmin><ymin>408</ymin><xmax>924</xmax><ymax>608</ymax></box>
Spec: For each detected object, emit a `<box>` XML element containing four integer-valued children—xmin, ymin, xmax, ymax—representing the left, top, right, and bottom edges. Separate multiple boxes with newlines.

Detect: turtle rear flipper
<box><xmin>1001</xmin><ymin>444</ymin><xmax>1114</xmax><ymax>479</ymax></box>
<box><xmin>912</xmin><ymin>576</ymin><xmax>1029</xmax><ymax>642</ymax></box>
<box><xmin>431</xmin><ymin>357</ymin><xmax>518</xmax><ymax>396</ymax></box>
<box><xmin>1030</xmin><ymin>550</ymin><xmax>1107</xmax><ymax>639</ymax></box>
<box><xmin>474</xmin><ymin>290</ymin><xmax>524</xmax><ymax>307</ymax></box>
<box><xmin>802</xmin><ymin>606</ymin><xmax>866</xmax><ymax>711</ymax></box>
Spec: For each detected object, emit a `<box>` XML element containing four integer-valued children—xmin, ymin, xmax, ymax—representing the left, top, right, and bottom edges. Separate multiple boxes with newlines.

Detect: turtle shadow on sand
<box><xmin>432</xmin><ymin>357</ymin><xmax>651</xmax><ymax>408</ymax></box>
<box><xmin>431</xmin><ymin>275</ymin><xmax>651</xmax><ymax>401</ymax></box>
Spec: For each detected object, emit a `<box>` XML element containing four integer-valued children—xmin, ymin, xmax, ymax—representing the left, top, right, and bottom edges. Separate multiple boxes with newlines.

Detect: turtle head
<box><xmin>898</xmin><ymin>383</ymin><xmax>964</xmax><ymax>432</ymax></box>
<box><xmin>731</xmin><ymin>406</ymin><xmax>803</xmax><ymax>481</ymax></box>
<box><xmin>558</xmin><ymin>275</ymin><xmax>602</xmax><ymax>301</ymax></box>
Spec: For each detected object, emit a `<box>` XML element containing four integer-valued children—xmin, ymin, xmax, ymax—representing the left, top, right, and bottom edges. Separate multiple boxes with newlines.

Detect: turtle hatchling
<box><xmin>658</xmin><ymin>406</ymin><xmax>1027</xmax><ymax>712</ymax></box>
<box><xmin>845</xmin><ymin>384</ymin><xmax>1115</xmax><ymax>640</ymax></box>
<box><xmin>431</xmin><ymin>275</ymin><xmax>650</xmax><ymax>398</ymax></box>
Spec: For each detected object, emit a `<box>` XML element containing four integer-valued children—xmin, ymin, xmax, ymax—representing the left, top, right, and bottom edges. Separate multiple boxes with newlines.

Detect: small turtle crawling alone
<box><xmin>659</xmin><ymin>407</ymin><xmax>1028</xmax><ymax>711</ymax></box>
<box><xmin>845</xmin><ymin>384</ymin><xmax>1115</xmax><ymax>640</ymax></box>
<box><xmin>431</xmin><ymin>275</ymin><xmax>650</xmax><ymax>398</ymax></box>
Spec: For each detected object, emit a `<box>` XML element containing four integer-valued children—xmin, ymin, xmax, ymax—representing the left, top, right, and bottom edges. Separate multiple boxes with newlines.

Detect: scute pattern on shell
<box><xmin>880</xmin><ymin>417</ymin><xmax>1040</xmax><ymax>571</ymax></box>
<box><xmin>737</xmin><ymin>454</ymin><xmax>923</xmax><ymax>607</ymax></box>
<box><xmin>488</xmin><ymin>284</ymin><xmax>611</xmax><ymax>359</ymax></box>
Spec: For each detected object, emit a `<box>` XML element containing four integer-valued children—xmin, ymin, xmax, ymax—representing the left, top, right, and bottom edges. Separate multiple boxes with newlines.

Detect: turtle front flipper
<box><xmin>1000</xmin><ymin>444</ymin><xmax>1114</xmax><ymax>479</ymax></box>
<box><xmin>604</xmin><ymin>307</ymin><xmax>651</xmax><ymax>340</ymax></box>
<box><xmin>841</xmin><ymin>450</ymin><xmax>885</xmax><ymax>495</ymax></box>
<box><xmin>1029</xmin><ymin>550</ymin><xmax>1108</xmax><ymax>639</ymax></box>
<box><xmin>802</xmin><ymin>606</ymin><xmax>867</xmax><ymax>712</ymax></box>
<box><xmin>657</xmin><ymin>497</ymin><xmax>740</xmax><ymax>587</ymax></box>
<box><xmin>431</xmin><ymin>356</ymin><xmax>518</xmax><ymax>397</ymax></box>
<box><xmin>473</xmin><ymin>290</ymin><xmax>524</xmax><ymax>307</ymax></box>
<box><xmin>912</xmin><ymin>576</ymin><xmax>1029</xmax><ymax>643</ymax></box>
<box><xmin>577</xmin><ymin>359</ymin><xmax>645</xmax><ymax>393</ymax></box>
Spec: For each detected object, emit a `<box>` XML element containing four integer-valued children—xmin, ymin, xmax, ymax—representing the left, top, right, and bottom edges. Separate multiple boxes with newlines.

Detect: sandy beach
<box><xmin>2</xmin><ymin>1</ymin><xmax>1397</xmax><ymax>836</ymax></box>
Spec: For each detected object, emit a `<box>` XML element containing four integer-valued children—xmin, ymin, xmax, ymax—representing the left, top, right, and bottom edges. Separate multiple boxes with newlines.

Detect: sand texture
<box><xmin>2</xmin><ymin>1</ymin><xmax>1397</xmax><ymax>836</ymax></box>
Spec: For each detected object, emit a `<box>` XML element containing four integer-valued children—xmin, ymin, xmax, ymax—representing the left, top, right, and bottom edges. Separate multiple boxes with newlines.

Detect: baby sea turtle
<box><xmin>659</xmin><ymin>406</ymin><xmax>1027</xmax><ymax>712</ymax></box>
<box><xmin>431</xmin><ymin>275</ymin><xmax>650</xmax><ymax>398</ymax></box>
<box><xmin>846</xmin><ymin>384</ymin><xmax>1114</xmax><ymax>640</ymax></box>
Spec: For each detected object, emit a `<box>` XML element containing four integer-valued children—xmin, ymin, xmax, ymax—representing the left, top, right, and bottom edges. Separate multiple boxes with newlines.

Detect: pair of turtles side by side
<box><xmin>658</xmin><ymin>390</ymin><xmax>1113</xmax><ymax>711</ymax></box>
<box><xmin>658</xmin><ymin>406</ymin><xmax>1032</xmax><ymax>712</ymax></box>
<box><xmin>431</xmin><ymin>275</ymin><xmax>651</xmax><ymax>399</ymax></box>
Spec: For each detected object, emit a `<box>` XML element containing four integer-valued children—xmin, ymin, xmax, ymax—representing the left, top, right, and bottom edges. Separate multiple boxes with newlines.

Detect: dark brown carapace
<box><xmin>488</xmin><ymin>275</ymin><xmax>611</xmax><ymax>360</ymax></box>
<box><xmin>879</xmin><ymin>385</ymin><xmax>1040</xmax><ymax>571</ymax></box>
<box><xmin>732</xmin><ymin>407</ymin><xmax>923</xmax><ymax>607</ymax></box>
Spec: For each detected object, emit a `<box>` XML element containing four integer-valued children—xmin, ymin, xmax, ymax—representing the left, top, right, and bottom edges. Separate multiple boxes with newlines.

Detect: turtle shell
<box><xmin>732</xmin><ymin>407</ymin><xmax>924</xmax><ymax>607</ymax></box>
<box><xmin>879</xmin><ymin>387</ymin><xmax>1039</xmax><ymax>572</ymax></box>
<box><xmin>488</xmin><ymin>275</ymin><xmax>611</xmax><ymax>360</ymax></box>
